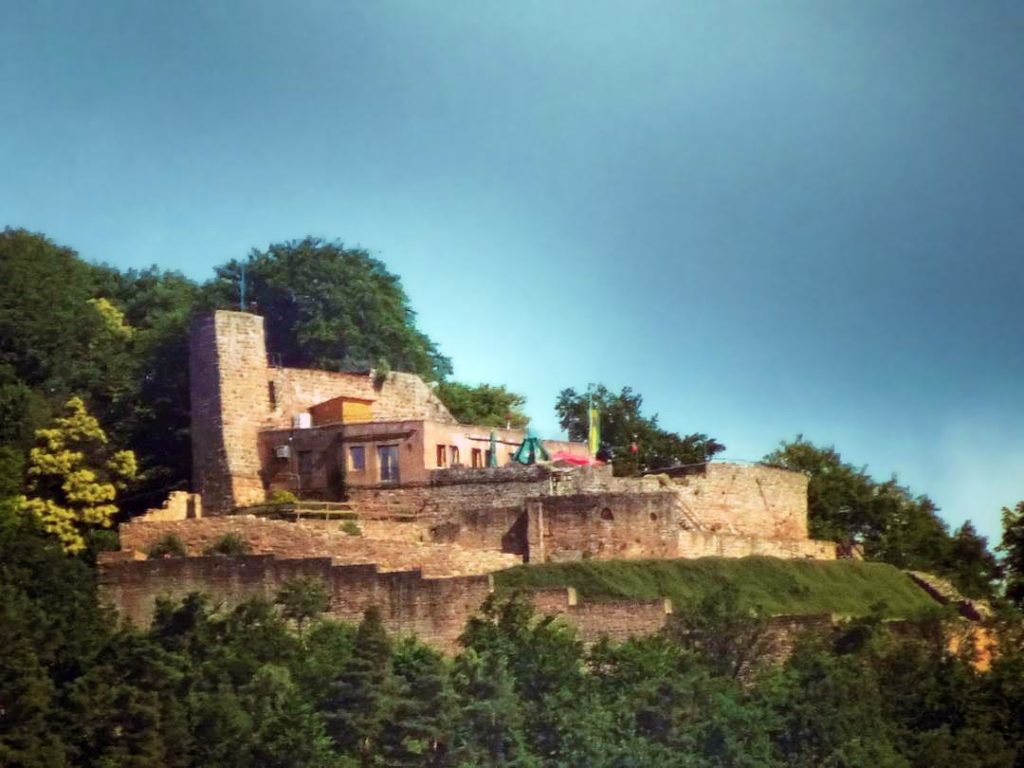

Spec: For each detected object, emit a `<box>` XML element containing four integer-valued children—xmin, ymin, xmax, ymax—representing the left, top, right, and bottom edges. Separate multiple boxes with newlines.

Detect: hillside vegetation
<box><xmin>495</xmin><ymin>556</ymin><xmax>944</xmax><ymax>619</ymax></box>
<box><xmin>3</xmin><ymin>229</ymin><xmax>1024</xmax><ymax>766</ymax></box>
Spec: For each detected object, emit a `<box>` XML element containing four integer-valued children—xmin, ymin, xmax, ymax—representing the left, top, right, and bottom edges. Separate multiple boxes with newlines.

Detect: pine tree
<box><xmin>380</xmin><ymin>637</ymin><xmax>455</xmax><ymax>767</ymax></box>
<box><xmin>327</xmin><ymin>606</ymin><xmax>393</xmax><ymax>760</ymax></box>
<box><xmin>0</xmin><ymin>586</ymin><xmax>67</xmax><ymax>767</ymax></box>
<box><xmin>241</xmin><ymin>664</ymin><xmax>338</xmax><ymax>768</ymax></box>
<box><xmin>451</xmin><ymin>649</ymin><xmax>535</xmax><ymax>767</ymax></box>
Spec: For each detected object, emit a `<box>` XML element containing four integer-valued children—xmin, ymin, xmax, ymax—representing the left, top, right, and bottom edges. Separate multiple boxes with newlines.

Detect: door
<box><xmin>378</xmin><ymin>445</ymin><xmax>400</xmax><ymax>484</ymax></box>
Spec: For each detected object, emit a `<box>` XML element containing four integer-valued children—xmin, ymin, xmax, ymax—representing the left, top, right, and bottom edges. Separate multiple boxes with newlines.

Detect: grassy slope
<box><xmin>494</xmin><ymin>557</ymin><xmax>943</xmax><ymax>620</ymax></box>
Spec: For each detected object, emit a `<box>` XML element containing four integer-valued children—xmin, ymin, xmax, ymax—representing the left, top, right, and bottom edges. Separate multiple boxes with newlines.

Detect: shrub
<box><xmin>341</xmin><ymin>520</ymin><xmax>362</xmax><ymax>537</ymax></box>
<box><xmin>147</xmin><ymin>533</ymin><xmax>186</xmax><ymax>558</ymax></box>
<box><xmin>204</xmin><ymin>533</ymin><xmax>250</xmax><ymax>556</ymax></box>
<box><xmin>276</xmin><ymin>577</ymin><xmax>330</xmax><ymax>630</ymax></box>
<box><xmin>267</xmin><ymin>489</ymin><xmax>298</xmax><ymax>505</ymax></box>
<box><xmin>373</xmin><ymin>359</ymin><xmax>391</xmax><ymax>389</ymax></box>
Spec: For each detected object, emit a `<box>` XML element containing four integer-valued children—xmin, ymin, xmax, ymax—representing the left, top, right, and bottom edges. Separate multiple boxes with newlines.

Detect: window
<box><xmin>471</xmin><ymin>448</ymin><xmax>483</xmax><ymax>468</ymax></box>
<box><xmin>449</xmin><ymin>445</ymin><xmax>460</xmax><ymax>466</ymax></box>
<box><xmin>349</xmin><ymin>445</ymin><xmax>365</xmax><ymax>472</ymax></box>
<box><xmin>379</xmin><ymin>445</ymin><xmax>400</xmax><ymax>483</ymax></box>
<box><xmin>436</xmin><ymin>444</ymin><xmax>447</xmax><ymax>467</ymax></box>
<box><xmin>298</xmin><ymin>450</ymin><xmax>314</xmax><ymax>476</ymax></box>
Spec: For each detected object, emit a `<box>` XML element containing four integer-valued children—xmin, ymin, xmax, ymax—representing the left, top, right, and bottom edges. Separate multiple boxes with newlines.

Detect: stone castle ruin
<box><xmin>99</xmin><ymin>310</ymin><xmax>840</xmax><ymax>650</ymax></box>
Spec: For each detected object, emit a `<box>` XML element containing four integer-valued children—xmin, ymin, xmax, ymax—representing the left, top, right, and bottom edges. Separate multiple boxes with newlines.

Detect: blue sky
<box><xmin>3</xmin><ymin>1</ymin><xmax>1022</xmax><ymax>543</ymax></box>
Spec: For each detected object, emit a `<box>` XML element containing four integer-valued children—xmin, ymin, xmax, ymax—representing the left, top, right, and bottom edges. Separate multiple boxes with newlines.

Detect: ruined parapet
<box><xmin>525</xmin><ymin>492</ymin><xmax>687</xmax><ymax>563</ymax></box>
<box><xmin>137</xmin><ymin>491</ymin><xmax>203</xmax><ymax>522</ymax></box>
<box><xmin>117</xmin><ymin>516</ymin><xmax>521</xmax><ymax>577</ymax></box>
<box><xmin>97</xmin><ymin>553</ymin><xmax>493</xmax><ymax>652</ymax></box>
<box><xmin>190</xmin><ymin>311</ymin><xmax>272</xmax><ymax>513</ymax></box>
<box><xmin>907</xmin><ymin>571</ymin><xmax>993</xmax><ymax>620</ymax></box>
<box><xmin>529</xmin><ymin>587</ymin><xmax>674</xmax><ymax>644</ymax></box>
<box><xmin>266</xmin><ymin>367</ymin><xmax>456</xmax><ymax>428</ymax></box>
<box><xmin>669</xmin><ymin>463</ymin><xmax>811</xmax><ymax>540</ymax></box>
<box><xmin>676</xmin><ymin>530</ymin><xmax>837</xmax><ymax>560</ymax></box>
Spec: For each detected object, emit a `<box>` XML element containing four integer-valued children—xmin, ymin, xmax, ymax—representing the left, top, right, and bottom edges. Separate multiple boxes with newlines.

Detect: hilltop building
<box><xmin>189</xmin><ymin>310</ymin><xmax>586</xmax><ymax>512</ymax></box>
<box><xmin>99</xmin><ymin>309</ymin><xmax>844</xmax><ymax>650</ymax></box>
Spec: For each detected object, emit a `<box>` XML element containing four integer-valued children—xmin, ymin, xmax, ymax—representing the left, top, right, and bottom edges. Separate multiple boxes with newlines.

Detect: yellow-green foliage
<box><xmin>268</xmin><ymin>488</ymin><xmax>298</xmax><ymax>505</ymax></box>
<box><xmin>19</xmin><ymin>397</ymin><xmax>136</xmax><ymax>553</ymax></box>
<box><xmin>87</xmin><ymin>297</ymin><xmax>134</xmax><ymax>339</ymax></box>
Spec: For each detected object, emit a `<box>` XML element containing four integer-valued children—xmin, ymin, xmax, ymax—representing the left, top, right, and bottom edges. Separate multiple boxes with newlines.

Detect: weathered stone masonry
<box><xmin>118</xmin><ymin>516</ymin><xmax>520</xmax><ymax>577</ymax></box>
<box><xmin>190</xmin><ymin>312</ymin><xmax>271</xmax><ymax>512</ymax></box>
<box><xmin>190</xmin><ymin>310</ymin><xmax>587</xmax><ymax>509</ymax></box>
<box><xmin>101</xmin><ymin>310</ymin><xmax>851</xmax><ymax>651</ymax></box>
<box><xmin>98</xmin><ymin>555</ymin><xmax>491</xmax><ymax>652</ymax></box>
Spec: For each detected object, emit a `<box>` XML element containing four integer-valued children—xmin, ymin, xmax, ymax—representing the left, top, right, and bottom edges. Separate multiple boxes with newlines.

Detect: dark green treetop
<box><xmin>206</xmin><ymin>238</ymin><xmax>452</xmax><ymax>381</ymax></box>
<box><xmin>555</xmin><ymin>384</ymin><xmax>724</xmax><ymax>474</ymax></box>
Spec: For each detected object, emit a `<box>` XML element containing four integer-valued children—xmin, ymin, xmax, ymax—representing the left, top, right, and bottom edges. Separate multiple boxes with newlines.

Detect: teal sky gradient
<box><xmin>3</xmin><ymin>1</ymin><xmax>1022</xmax><ymax>543</ymax></box>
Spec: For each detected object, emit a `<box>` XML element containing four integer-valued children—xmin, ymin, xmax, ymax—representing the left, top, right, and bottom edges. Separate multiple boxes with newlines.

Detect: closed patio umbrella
<box><xmin>488</xmin><ymin>431</ymin><xmax>499</xmax><ymax>467</ymax></box>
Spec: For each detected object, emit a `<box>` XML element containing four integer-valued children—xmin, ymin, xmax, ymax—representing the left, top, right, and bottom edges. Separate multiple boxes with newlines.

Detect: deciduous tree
<box><xmin>555</xmin><ymin>385</ymin><xmax>724</xmax><ymax>474</ymax></box>
<box><xmin>20</xmin><ymin>397</ymin><xmax>136</xmax><ymax>553</ymax></box>
<box><xmin>998</xmin><ymin>501</ymin><xmax>1024</xmax><ymax>608</ymax></box>
<box><xmin>436</xmin><ymin>381</ymin><xmax>529</xmax><ymax>429</ymax></box>
<box><xmin>206</xmin><ymin>238</ymin><xmax>451</xmax><ymax>381</ymax></box>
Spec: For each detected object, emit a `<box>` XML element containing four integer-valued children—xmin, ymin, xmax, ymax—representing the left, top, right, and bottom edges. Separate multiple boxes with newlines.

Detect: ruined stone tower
<box><xmin>190</xmin><ymin>311</ymin><xmax>271</xmax><ymax>512</ymax></box>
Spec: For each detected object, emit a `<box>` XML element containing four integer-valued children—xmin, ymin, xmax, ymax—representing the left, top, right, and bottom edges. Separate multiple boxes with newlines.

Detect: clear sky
<box><xmin>3</xmin><ymin>1</ymin><xmax>1022</xmax><ymax>543</ymax></box>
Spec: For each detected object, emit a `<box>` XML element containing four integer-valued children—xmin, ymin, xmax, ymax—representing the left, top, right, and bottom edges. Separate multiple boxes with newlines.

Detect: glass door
<box><xmin>378</xmin><ymin>445</ymin><xmax>400</xmax><ymax>484</ymax></box>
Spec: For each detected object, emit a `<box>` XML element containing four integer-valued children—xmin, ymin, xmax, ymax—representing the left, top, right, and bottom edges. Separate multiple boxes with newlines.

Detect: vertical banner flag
<box><xmin>588</xmin><ymin>406</ymin><xmax>600</xmax><ymax>456</ymax></box>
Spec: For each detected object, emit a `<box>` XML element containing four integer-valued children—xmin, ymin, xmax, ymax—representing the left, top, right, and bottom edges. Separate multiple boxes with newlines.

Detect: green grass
<box><xmin>494</xmin><ymin>557</ymin><xmax>945</xmax><ymax>620</ymax></box>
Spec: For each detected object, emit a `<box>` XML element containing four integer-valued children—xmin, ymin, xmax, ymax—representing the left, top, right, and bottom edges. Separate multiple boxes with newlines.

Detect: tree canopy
<box><xmin>764</xmin><ymin>436</ymin><xmax>1002</xmax><ymax>599</ymax></box>
<box><xmin>20</xmin><ymin>397</ymin><xmax>136</xmax><ymax>553</ymax></box>
<box><xmin>1</xmin><ymin>226</ymin><xmax>1024</xmax><ymax>765</ymax></box>
<box><xmin>436</xmin><ymin>382</ymin><xmax>530</xmax><ymax>429</ymax></box>
<box><xmin>206</xmin><ymin>237</ymin><xmax>452</xmax><ymax>381</ymax></box>
<box><xmin>555</xmin><ymin>385</ymin><xmax>725</xmax><ymax>475</ymax></box>
<box><xmin>999</xmin><ymin>501</ymin><xmax>1024</xmax><ymax>609</ymax></box>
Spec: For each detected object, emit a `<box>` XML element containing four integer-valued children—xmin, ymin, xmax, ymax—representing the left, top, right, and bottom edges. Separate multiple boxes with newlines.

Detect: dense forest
<box><xmin>4</xmin><ymin>514</ymin><xmax>1024</xmax><ymax>767</ymax></box>
<box><xmin>2</xmin><ymin>227</ymin><xmax>1024</xmax><ymax>766</ymax></box>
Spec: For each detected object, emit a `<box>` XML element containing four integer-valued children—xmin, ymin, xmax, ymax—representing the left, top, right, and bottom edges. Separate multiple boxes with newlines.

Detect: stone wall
<box><xmin>139</xmin><ymin>491</ymin><xmax>203</xmax><ymax>521</ymax></box>
<box><xmin>526</xmin><ymin>493</ymin><xmax>685</xmax><ymax>562</ymax></box>
<box><xmin>119</xmin><ymin>517</ymin><xmax>520</xmax><ymax>577</ymax></box>
<box><xmin>348</xmin><ymin>465</ymin><xmax>664</xmax><ymax>517</ymax></box>
<box><xmin>530</xmin><ymin>587</ymin><xmax>674</xmax><ymax>644</ymax></box>
<box><xmin>268</xmin><ymin>368</ymin><xmax>455</xmax><ymax>427</ymax></box>
<box><xmin>189</xmin><ymin>310</ymin><xmax>458</xmax><ymax>512</ymax></box>
<box><xmin>676</xmin><ymin>530</ymin><xmax>836</xmax><ymax>560</ymax></box>
<box><xmin>98</xmin><ymin>555</ymin><xmax>490</xmax><ymax>652</ymax></box>
<box><xmin>347</xmin><ymin>465</ymin><xmax>557</xmax><ymax>518</ymax></box>
<box><xmin>347</xmin><ymin>463</ymin><xmax>831</xmax><ymax>563</ymax></box>
<box><xmin>672</xmin><ymin>464</ymin><xmax>809</xmax><ymax>539</ymax></box>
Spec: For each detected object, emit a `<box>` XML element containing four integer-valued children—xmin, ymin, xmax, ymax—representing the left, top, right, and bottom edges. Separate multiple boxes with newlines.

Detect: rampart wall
<box><xmin>530</xmin><ymin>587</ymin><xmax>674</xmax><ymax>644</ymax></box>
<box><xmin>672</xmin><ymin>463</ymin><xmax>809</xmax><ymax>539</ymax></box>
<box><xmin>676</xmin><ymin>530</ymin><xmax>836</xmax><ymax>560</ymax></box>
<box><xmin>526</xmin><ymin>493</ymin><xmax>685</xmax><ymax>562</ymax></box>
<box><xmin>346</xmin><ymin>465</ymin><xmax>557</xmax><ymax>518</ymax></box>
<box><xmin>119</xmin><ymin>517</ymin><xmax>520</xmax><ymax>577</ymax></box>
<box><xmin>98</xmin><ymin>555</ymin><xmax>490</xmax><ymax>651</ymax></box>
<box><xmin>344</xmin><ymin>463</ymin><xmax>831</xmax><ymax>562</ymax></box>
